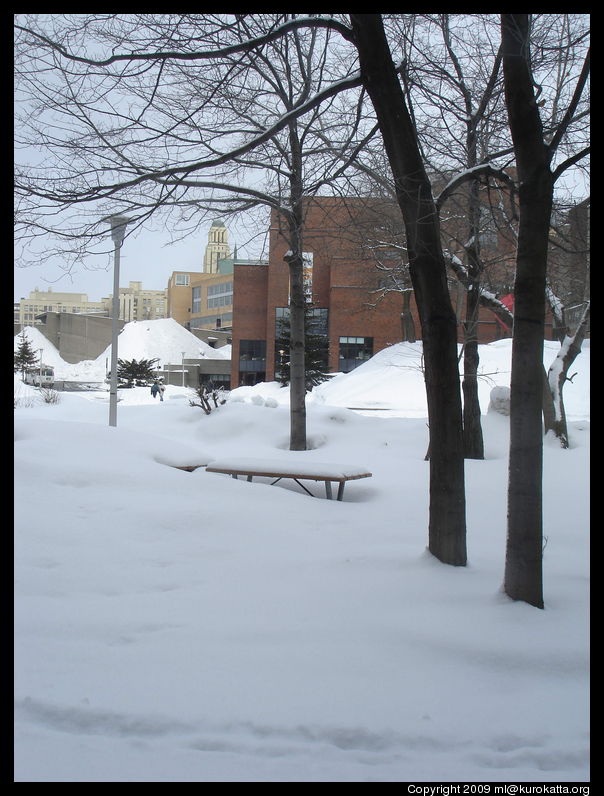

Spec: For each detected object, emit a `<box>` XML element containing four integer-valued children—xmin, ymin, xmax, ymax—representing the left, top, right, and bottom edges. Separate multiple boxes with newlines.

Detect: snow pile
<box><xmin>227</xmin><ymin>339</ymin><xmax>589</xmax><ymax>422</ymax></box>
<box><xmin>15</xmin><ymin>319</ymin><xmax>231</xmax><ymax>382</ymax></box>
<box><xmin>95</xmin><ymin>318</ymin><xmax>230</xmax><ymax>367</ymax></box>
<box><xmin>14</xmin><ymin>339</ymin><xmax>590</xmax><ymax>783</ymax></box>
<box><xmin>14</xmin><ymin>325</ymin><xmax>65</xmax><ymax>370</ymax></box>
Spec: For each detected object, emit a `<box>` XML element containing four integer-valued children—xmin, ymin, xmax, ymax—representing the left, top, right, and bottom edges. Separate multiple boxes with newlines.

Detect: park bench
<box><xmin>205</xmin><ymin>457</ymin><xmax>372</xmax><ymax>501</ymax></box>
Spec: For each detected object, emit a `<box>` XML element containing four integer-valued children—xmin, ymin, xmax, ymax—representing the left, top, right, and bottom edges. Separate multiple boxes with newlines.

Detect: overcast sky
<box><xmin>14</xmin><ymin>174</ymin><xmax>587</xmax><ymax>303</ymax></box>
<box><xmin>14</xmin><ymin>222</ymin><xmax>248</xmax><ymax>303</ymax></box>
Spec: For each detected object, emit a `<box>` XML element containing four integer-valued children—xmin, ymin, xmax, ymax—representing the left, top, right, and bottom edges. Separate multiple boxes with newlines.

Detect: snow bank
<box><xmin>15</xmin><ymin>318</ymin><xmax>231</xmax><ymax>382</ymax></box>
<box><xmin>14</xmin><ymin>334</ymin><xmax>590</xmax><ymax>783</ymax></box>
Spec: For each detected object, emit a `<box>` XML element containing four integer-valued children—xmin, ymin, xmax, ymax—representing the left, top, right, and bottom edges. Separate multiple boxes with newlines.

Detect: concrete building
<box><xmin>32</xmin><ymin>311</ymin><xmax>125</xmax><ymax>364</ymax></box>
<box><xmin>15</xmin><ymin>288</ymin><xmax>107</xmax><ymax>332</ymax></box>
<box><xmin>107</xmin><ymin>281</ymin><xmax>167</xmax><ymax>322</ymax></box>
<box><xmin>15</xmin><ymin>281</ymin><xmax>167</xmax><ymax>333</ymax></box>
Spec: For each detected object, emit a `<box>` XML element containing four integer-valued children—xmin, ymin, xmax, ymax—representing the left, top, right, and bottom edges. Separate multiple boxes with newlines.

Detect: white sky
<box><xmin>14</xmin><ymin>226</ymin><xmax>226</xmax><ymax>302</ymax></box>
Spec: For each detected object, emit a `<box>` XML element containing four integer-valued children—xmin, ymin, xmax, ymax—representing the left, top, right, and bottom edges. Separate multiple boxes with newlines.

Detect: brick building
<box><xmin>231</xmin><ymin>195</ymin><xmax>527</xmax><ymax>387</ymax></box>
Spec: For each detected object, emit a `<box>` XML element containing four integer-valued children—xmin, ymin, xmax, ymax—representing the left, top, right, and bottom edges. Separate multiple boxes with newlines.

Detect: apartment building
<box><xmin>15</xmin><ymin>288</ymin><xmax>107</xmax><ymax>330</ymax></box>
<box><xmin>109</xmin><ymin>281</ymin><xmax>167</xmax><ymax>322</ymax></box>
<box><xmin>16</xmin><ymin>281</ymin><xmax>167</xmax><ymax>331</ymax></box>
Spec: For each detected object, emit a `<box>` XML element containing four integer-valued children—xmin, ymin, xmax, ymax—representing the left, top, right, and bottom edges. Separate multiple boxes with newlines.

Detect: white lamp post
<box><xmin>102</xmin><ymin>214</ymin><xmax>131</xmax><ymax>427</ymax></box>
<box><xmin>38</xmin><ymin>349</ymin><xmax>43</xmax><ymax>387</ymax></box>
<box><xmin>181</xmin><ymin>351</ymin><xmax>186</xmax><ymax>387</ymax></box>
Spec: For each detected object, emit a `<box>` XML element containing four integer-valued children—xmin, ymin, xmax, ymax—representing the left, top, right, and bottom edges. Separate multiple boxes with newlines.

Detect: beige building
<box><xmin>15</xmin><ymin>288</ymin><xmax>107</xmax><ymax>330</ymax></box>
<box><xmin>203</xmin><ymin>219</ymin><xmax>231</xmax><ymax>273</ymax></box>
<box><xmin>15</xmin><ymin>282</ymin><xmax>167</xmax><ymax>331</ymax></box>
<box><xmin>166</xmin><ymin>271</ymin><xmax>204</xmax><ymax>328</ymax></box>
<box><xmin>106</xmin><ymin>281</ymin><xmax>167</xmax><ymax>322</ymax></box>
<box><xmin>167</xmin><ymin>221</ymin><xmax>235</xmax><ymax>330</ymax></box>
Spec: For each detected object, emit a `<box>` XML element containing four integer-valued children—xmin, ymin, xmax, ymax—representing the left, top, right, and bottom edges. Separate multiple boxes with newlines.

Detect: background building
<box><xmin>27</xmin><ymin>311</ymin><xmax>125</xmax><ymax>364</ymax></box>
<box><xmin>15</xmin><ymin>282</ymin><xmax>167</xmax><ymax>334</ymax></box>
<box><xmin>15</xmin><ymin>288</ymin><xmax>107</xmax><ymax>332</ymax></box>
<box><xmin>106</xmin><ymin>281</ymin><xmax>167</xmax><ymax>322</ymax></box>
<box><xmin>203</xmin><ymin>219</ymin><xmax>231</xmax><ymax>273</ymax></box>
<box><xmin>166</xmin><ymin>219</ymin><xmax>268</xmax><ymax>332</ymax></box>
<box><xmin>229</xmin><ymin>195</ymin><xmax>557</xmax><ymax>388</ymax></box>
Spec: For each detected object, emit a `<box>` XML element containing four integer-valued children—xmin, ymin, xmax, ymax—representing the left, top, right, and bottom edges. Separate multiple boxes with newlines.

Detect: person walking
<box><xmin>150</xmin><ymin>381</ymin><xmax>160</xmax><ymax>400</ymax></box>
<box><xmin>159</xmin><ymin>381</ymin><xmax>166</xmax><ymax>402</ymax></box>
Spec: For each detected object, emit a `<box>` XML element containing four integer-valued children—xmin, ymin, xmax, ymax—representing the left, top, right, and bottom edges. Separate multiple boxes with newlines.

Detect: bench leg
<box><xmin>293</xmin><ymin>478</ymin><xmax>315</xmax><ymax>497</ymax></box>
<box><xmin>325</xmin><ymin>481</ymin><xmax>333</xmax><ymax>500</ymax></box>
<box><xmin>247</xmin><ymin>475</ymin><xmax>253</xmax><ymax>482</ymax></box>
<box><xmin>337</xmin><ymin>481</ymin><xmax>345</xmax><ymax>501</ymax></box>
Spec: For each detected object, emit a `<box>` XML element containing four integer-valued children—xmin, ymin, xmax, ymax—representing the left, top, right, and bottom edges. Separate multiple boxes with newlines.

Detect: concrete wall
<box><xmin>158</xmin><ymin>358</ymin><xmax>231</xmax><ymax>388</ymax></box>
<box><xmin>189</xmin><ymin>328</ymin><xmax>232</xmax><ymax>348</ymax></box>
<box><xmin>34</xmin><ymin>312</ymin><xmax>125</xmax><ymax>363</ymax></box>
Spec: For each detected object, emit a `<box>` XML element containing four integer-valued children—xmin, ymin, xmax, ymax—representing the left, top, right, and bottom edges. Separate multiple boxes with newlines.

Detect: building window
<box><xmin>207</xmin><ymin>281</ymin><xmax>233</xmax><ymax>309</ymax></box>
<box><xmin>208</xmin><ymin>281</ymin><xmax>233</xmax><ymax>296</ymax></box>
<box><xmin>239</xmin><ymin>339</ymin><xmax>266</xmax><ymax>363</ymax></box>
<box><xmin>338</xmin><ymin>336</ymin><xmax>373</xmax><ymax>372</ymax></box>
<box><xmin>199</xmin><ymin>373</ymin><xmax>231</xmax><ymax>388</ymax></box>
<box><xmin>238</xmin><ymin>340</ymin><xmax>266</xmax><ymax>386</ymax></box>
<box><xmin>192</xmin><ymin>286</ymin><xmax>201</xmax><ymax>314</ymax></box>
<box><xmin>174</xmin><ymin>273</ymin><xmax>190</xmax><ymax>286</ymax></box>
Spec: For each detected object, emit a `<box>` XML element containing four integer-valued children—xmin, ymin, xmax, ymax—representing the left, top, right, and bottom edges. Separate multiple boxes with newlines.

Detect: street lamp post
<box><xmin>103</xmin><ymin>214</ymin><xmax>131</xmax><ymax>427</ymax></box>
<box><xmin>38</xmin><ymin>349</ymin><xmax>43</xmax><ymax>387</ymax></box>
<box><xmin>181</xmin><ymin>352</ymin><xmax>186</xmax><ymax>388</ymax></box>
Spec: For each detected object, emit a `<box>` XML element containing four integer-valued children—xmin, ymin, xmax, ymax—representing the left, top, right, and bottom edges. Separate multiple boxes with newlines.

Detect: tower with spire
<box><xmin>203</xmin><ymin>220</ymin><xmax>231</xmax><ymax>273</ymax></box>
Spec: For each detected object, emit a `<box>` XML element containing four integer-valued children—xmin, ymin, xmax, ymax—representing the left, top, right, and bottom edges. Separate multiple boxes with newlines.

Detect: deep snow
<box><xmin>14</xmin><ymin>323</ymin><xmax>589</xmax><ymax>783</ymax></box>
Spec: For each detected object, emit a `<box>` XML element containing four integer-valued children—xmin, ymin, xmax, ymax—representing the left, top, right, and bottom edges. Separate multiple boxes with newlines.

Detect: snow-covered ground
<box><xmin>14</xmin><ymin>326</ymin><xmax>589</xmax><ymax>783</ymax></box>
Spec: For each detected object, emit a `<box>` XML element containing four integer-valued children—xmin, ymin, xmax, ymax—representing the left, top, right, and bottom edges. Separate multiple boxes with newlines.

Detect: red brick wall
<box><xmin>231</xmin><ymin>264</ymin><xmax>268</xmax><ymax>386</ymax></box>
<box><xmin>230</xmin><ymin>196</ymin><xmax>554</xmax><ymax>387</ymax></box>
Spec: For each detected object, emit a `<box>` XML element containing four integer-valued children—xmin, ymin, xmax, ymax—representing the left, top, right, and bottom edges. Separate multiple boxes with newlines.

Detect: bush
<box><xmin>189</xmin><ymin>385</ymin><xmax>229</xmax><ymax>415</ymax></box>
<box><xmin>40</xmin><ymin>388</ymin><xmax>61</xmax><ymax>404</ymax></box>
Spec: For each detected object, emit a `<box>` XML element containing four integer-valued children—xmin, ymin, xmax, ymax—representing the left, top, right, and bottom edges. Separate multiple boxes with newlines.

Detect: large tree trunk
<box><xmin>400</xmin><ymin>290</ymin><xmax>417</xmax><ymax>343</ymax></box>
<box><xmin>284</xmin><ymin>127</ymin><xmax>308</xmax><ymax>451</ymax></box>
<box><xmin>351</xmin><ymin>14</ymin><xmax>466</xmax><ymax>566</ymax></box>
<box><xmin>502</xmin><ymin>14</ymin><xmax>553</xmax><ymax>608</ymax></box>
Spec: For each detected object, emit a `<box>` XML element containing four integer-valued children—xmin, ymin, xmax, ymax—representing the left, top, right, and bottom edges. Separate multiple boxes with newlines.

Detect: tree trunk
<box><xmin>284</xmin><ymin>126</ymin><xmax>308</xmax><ymax>451</ymax></box>
<box><xmin>462</xmin><ymin>178</ymin><xmax>485</xmax><ymax>460</ymax></box>
<box><xmin>400</xmin><ymin>290</ymin><xmax>417</xmax><ymax>343</ymax></box>
<box><xmin>284</xmin><ymin>224</ymin><xmax>307</xmax><ymax>451</ymax></box>
<box><xmin>351</xmin><ymin>14</ymin><xmax>466</xmax><ymax>566</ymax></box>
<box><xmin>502</xmin><ymin>13</ymin><xmax>553</xmax><ymax>608</ymax></box>
<box><xmin>544</xmin><ymin>304</ymin><xmax>590</xmax><ymax>448</ymax></box>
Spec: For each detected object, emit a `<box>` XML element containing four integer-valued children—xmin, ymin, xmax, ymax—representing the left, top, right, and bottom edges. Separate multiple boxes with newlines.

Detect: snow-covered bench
<box><xmin>205</xmin><ymin>457</ymin><xmax>372</xmax><ymax>501</ymax></box>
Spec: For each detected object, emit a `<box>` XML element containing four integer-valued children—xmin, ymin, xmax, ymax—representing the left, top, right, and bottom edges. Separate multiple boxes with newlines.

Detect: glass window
<box><xmin>192</xmin><ymin>286</ymin><xmax>201</xmax><ymax>314</ymax></box>
<box><xmin>239</xmin><ymin>339</ymin><xmax>266</xmax><ymax>362</ymax></box>
<box><xmin>338</xmin><ymin>336</ymin><xmax>373</xmax><ymax>372</ymax></box>
<box><xmin>174</xmin><ymin>273</ymin><xmax>190</xmax><ymax>286</ymax></box>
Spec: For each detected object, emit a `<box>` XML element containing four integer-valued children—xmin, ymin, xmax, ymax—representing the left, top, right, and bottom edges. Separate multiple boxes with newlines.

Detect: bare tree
<box><xmin>14</xmin><ymin>13</ymin><xmax>369</xmax><ymax>451</ymax></box>
<box><xmin>501</xmin><ymin>13</ymin><xmax>589</xmax><ymax>608</ymax></box>
<box><xmin>349</xmin><ymin>14</ymin><xmax>467</xmax><ymax>566</ymax></box>
<box><xmin>15</xmin><ymin>13</ymin><xmax>588</xmax><ymax>579</ymax></box>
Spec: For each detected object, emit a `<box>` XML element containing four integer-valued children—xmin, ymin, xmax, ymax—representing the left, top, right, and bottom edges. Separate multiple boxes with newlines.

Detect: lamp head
<box><xmin>102</xmin><ymin>214</ymin><xmax>132</xmax><ymax>246</ymax></box>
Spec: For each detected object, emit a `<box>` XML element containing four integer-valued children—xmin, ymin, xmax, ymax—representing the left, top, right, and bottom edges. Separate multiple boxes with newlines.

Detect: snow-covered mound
<box><xmin>15</xmin><ymin>319</ymin><xmax>231</xmax><ymax>381</ymax></box>
<box><xmin>14</xmin><ymin>325</ymin><xmax>64</xmax><ymax>369</ymax></box>
<box><xmin>95</xmin><ymin>318</ymin><xmax>230</xmax><ymax>367</ymax></box>
<box><xmin>310</xmin><ymin>339</ymin><xmax>590</xmax><ymax>420</ymax></box>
